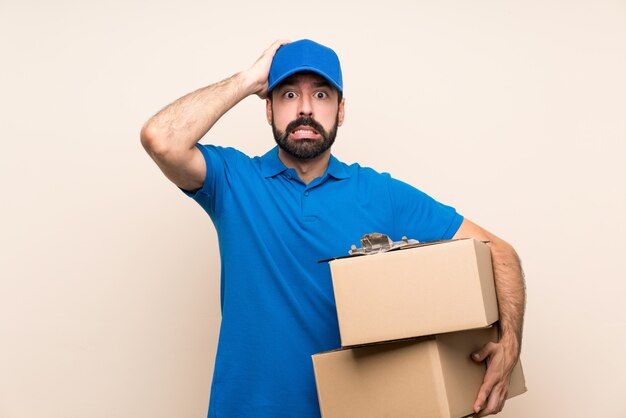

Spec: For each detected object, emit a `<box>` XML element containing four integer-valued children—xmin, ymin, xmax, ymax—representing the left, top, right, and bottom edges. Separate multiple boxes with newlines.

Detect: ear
<box><xmin>337</xmin><ymin>97</ymin><xmax>345</xmax><ymax>127</ymax></box>
<box><xmin>265</xmin><ymin>99</ymin><xmax>273</xmax><ymax>125</ymax></box>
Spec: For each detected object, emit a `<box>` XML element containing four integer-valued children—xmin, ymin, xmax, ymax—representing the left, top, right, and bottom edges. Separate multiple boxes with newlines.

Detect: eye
<box><xmin>283</xmin><ymin>91</ymin><xmax>297</xmax><ymax>99</ymax></box>
<box><xmin>314</xmin><ymin>91</ymin><xmax>329</xmax><ymax>99</ymax></box>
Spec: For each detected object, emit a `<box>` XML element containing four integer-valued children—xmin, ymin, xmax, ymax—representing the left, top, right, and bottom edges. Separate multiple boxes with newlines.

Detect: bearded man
<box><xmin>140</xmin><ymin>39</ymin><xmax>525</xmax><ymax>418</ymax></box>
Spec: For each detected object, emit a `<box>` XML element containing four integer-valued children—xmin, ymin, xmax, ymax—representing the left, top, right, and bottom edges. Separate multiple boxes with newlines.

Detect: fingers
<box><xmin>471</xmin><ymin>341</ymin><xmax>511</xmax><ymax>416</ymax></box>
<box><xmin>471</xmin><ymin>342</ymin><xmax>498</xmax><ymax>415</ymax></box>
<box><xmin>472</xmin><ymin>341</ymin><xmax>497</xmax><ymax>363</ymax></box>
<box><xmin>474</xmin><ymin>382</ymin><xmax>508</xmax><ymax>417</ymax></box>
<box><xmin>473</xmin><ymin>378</ymin><xmax>493</xmax><ymax>415</ymax></box>
<box><xmin>258</xmin><ymin>39</ymin><xmax>291</xmax><ymax>65</ymax></box>
<box><xmin>265</xmin><ymin>39</ymin><xmax>291</xmax><ymax>54</ymax></box>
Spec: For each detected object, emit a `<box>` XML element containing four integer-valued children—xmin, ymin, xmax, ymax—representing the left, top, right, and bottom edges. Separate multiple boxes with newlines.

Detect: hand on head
<box><xmin>244</xmin><ymin>40</ymin><xmax>291</xmax><ymax>100</ymax></box>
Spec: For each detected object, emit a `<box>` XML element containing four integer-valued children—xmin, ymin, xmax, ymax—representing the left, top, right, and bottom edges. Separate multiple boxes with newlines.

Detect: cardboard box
<box><xmin>329</xmin><ymin>239</ymin><xmax>499</xmax><ymax>347</ymax></box>
<box><xmin>312</xmin><ymin>327</ymin><xmax>527</xmax><ymax>418</ymax></box>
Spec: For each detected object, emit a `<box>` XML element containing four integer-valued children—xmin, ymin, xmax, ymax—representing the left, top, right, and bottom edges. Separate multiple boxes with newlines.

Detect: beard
<box><xmin>272</xmin><ymin>114</ymin><xmax>339</xmax><ymax>160</ymax></box>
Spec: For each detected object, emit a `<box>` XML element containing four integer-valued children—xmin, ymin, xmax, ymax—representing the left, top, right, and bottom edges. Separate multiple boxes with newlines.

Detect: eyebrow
<box><xmin>312</xmin><ymin>80</ymin><xmax>332</xmax><ymax>89</ymax></box>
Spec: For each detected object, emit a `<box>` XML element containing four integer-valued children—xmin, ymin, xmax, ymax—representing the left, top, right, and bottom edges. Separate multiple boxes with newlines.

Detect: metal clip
<box><xmin>349</xmin><ymin>233</ymin><xmax>418</xmax><ymax>255</ymax></box>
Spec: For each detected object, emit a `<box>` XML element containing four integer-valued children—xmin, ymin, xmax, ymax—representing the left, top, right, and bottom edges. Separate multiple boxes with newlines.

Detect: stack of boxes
<box><xmin>312</xmin><ymin>238</ymin><xmax>527</xmax><ymax>418</ymax></box>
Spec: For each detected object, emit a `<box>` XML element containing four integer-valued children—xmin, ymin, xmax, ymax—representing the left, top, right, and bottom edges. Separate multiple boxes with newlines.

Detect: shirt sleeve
<box><xmin>386</xmin><ymin>176</ymin><xmax>464</xmax><ymax>242</ymax></box>
<box><xmin>181</xmin><ymin>144</ymin><xmax>242</xmax><ymax>220</ymax></box>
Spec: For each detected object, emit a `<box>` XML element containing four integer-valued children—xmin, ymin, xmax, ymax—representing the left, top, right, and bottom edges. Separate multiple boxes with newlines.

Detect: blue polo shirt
<box><xmin>186</xmin><ymin>145</ymin><xmax>463</xmax><ymax>418</ymax></box>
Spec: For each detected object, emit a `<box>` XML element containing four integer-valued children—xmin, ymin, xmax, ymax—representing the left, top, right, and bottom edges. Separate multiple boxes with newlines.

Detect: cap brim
<box><xmin>268</xmin><ymin>65</ymin><xmax>343</xmax><ymax>94</ymax></box>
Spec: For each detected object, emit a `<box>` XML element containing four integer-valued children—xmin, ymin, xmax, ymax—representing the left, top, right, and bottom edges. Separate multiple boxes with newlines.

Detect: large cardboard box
<box><xmin>312</xmin><ymin>327</ymin><xmax>527</xmax><ymax>418</ymax></box>
<box><xmin>329</xmin><ymin>238</ymin><xmax>498</xmax><ymax>347</ymax></box>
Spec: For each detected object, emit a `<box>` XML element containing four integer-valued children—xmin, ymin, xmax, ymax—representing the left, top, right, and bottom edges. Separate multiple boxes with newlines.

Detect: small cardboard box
<box><xmin>329</xmin><ymin>238</ymin><xmax>498</xmax><ymax>347</ymax></box>
<box><xmin>312</xmin><ymin>327</ymin><xmax>527</xmax><ymax>418</ymax></box>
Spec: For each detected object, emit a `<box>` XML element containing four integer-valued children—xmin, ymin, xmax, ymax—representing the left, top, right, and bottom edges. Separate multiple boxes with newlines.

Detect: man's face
<box><xmin>267</xmin><ymin>72</ymin><xmax>345</xmax><ymax>160</ymax></box>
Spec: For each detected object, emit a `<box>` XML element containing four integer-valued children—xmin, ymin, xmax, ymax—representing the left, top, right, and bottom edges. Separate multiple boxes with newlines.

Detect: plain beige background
<box><xmin>1</xmin><ymin>0</ymin><xmax>625</xmax><ymax>417</ymax></box>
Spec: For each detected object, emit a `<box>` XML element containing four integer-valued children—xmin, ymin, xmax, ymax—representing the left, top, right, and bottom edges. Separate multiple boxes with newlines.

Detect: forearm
<box><xmin>489</xmin><ymin>237</ymin><xmax>526</xmax><ymax>356</ymax></box>
<box><xmin>140</xmin><ymin>71</ymin><xmax>258</xmax><ymax>154</ymax></box>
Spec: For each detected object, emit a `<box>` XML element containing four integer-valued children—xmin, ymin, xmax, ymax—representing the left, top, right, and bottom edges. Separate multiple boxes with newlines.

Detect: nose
<box><xmin>298</xmin><ymin>95</ymin><xmax>313</xmax><ymax>117</ymax></box>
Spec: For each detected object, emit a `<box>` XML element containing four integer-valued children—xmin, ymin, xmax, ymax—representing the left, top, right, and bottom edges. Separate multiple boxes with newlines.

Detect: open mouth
<box><xmin>291</xmin><ymin>125</ymin><xmax>321</xmax><ymax>139</ymax></box>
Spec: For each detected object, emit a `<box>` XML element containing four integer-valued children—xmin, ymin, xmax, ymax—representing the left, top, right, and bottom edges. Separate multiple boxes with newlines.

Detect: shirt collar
<box><xmin>260</xmin><ymin>146</ymin><xmax>350</xmax><ymax>180</ymax></box>
<box><xmin>260</xmin><ymin>147</ymin><xmax>288</xmax><ymax>178</ymax></box>
<box><xmin>326</xmin><ymin>154</ymin><xmax>350</xmax><ymax>180</ymax></box>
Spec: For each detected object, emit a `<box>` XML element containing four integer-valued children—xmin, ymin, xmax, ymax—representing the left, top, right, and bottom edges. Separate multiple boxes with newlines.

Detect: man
<box><xmin>141</xmin><ymin>39</ymin><xmax>525</xmax><ymax>418</ymax></box>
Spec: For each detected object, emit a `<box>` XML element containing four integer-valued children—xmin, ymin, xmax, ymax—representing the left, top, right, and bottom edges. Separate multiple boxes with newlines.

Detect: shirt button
<box><xmin>304</xmin><ymin>191</ymin><xmax>310</xmax><ymax>197</ymax></box>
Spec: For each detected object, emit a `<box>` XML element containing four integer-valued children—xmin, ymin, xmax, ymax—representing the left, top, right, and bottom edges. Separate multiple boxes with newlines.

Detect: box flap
<box><xmin>508</xmin><ymin>360</ymin><xmax>528</xmax><ymax>398</ymax></box>
<box><xmin>471</xmin><ymin>239</ymin><xmax>499</xmax><ymax>325</ymax></box>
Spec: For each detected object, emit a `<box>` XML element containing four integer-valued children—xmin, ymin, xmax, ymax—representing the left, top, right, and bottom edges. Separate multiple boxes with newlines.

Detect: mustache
<box><xmin>285</xmin><ymin>117</ymin><xmax>326</xmax><ymax>136</ymax></box>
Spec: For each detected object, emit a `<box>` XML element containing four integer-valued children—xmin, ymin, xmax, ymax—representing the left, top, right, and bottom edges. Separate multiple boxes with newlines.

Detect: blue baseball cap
<box><xmin>268</xmin><ymin>39</ymin><xmax>343</xmax><ymax>95</ymax></box>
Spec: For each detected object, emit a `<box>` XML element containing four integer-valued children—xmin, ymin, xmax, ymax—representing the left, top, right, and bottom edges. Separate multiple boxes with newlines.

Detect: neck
<box><xmin>277</xmin><ymin>148</ymin><xmax>331</xmax><ymax>185</ymax></box>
